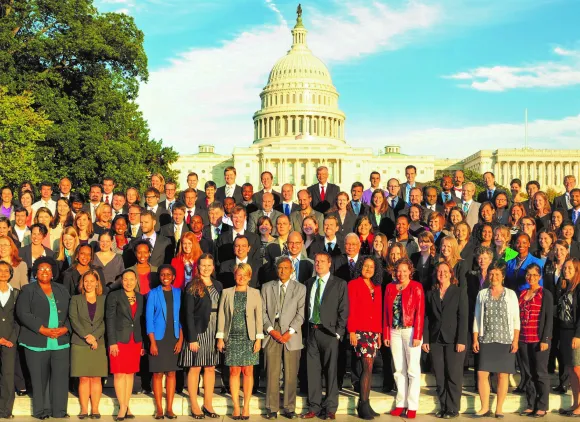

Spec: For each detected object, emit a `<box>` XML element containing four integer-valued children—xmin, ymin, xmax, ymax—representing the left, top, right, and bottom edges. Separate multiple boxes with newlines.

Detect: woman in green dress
<box><xmin>216</xmin><ymin>263</ymin><xmax>263</xmax><ymax>420</ymax></box>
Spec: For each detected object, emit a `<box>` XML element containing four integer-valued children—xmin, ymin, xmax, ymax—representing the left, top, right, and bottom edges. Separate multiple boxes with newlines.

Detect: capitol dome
<box><xmin>252</xmin><ymin>6</ymin><xmax>346</xmax><ymax>146</ymax></box>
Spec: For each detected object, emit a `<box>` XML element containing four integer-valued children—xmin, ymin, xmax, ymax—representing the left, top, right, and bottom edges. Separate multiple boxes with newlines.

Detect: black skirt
<box><xmin>478</xmin><ymin>342</ymin><xmax>516</xmax><ymax>374</ymax></box>
<box><xmin>149</xmin><ymin>291</ymin><xmax>179</xmax><ymax>373</ymax></box>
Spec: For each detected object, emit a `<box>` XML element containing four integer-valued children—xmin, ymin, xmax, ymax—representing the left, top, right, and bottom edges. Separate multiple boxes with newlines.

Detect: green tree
<box><xmin>0</xmin><ymin>87</ymin><xmax>52</xmax><ymax>186</ymax></box>
<box><xmin>0</xmin><ymin>0</ymin><xmax>178</xmax><ymax>193</ymax></box>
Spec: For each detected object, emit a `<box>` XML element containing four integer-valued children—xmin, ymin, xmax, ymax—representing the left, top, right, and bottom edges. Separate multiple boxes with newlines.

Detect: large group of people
<box><xmin>1</xmin><ymin>166</ymin><xmax>580</xmax><ymax>420</ymax></box>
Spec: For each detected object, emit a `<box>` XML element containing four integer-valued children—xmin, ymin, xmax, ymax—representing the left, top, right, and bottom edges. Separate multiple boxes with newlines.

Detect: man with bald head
<box><xmin>275</xmin><ymin>183</ymin><xmax>299</xmax><ymax>217</ymax></box>
<box><xmin>283</xmin><ymin>231</ymin><xmax>314</xmax><ymax>283</ymax></box>
<box><xmin>290</xmin><ymin>190</ymin><xmax>324</xmax><ymax>233</ymax></box>
<box><xmin>247</xmin><ymin>192</ymin><xmax>283</xmax><ymax>235</ymax></box>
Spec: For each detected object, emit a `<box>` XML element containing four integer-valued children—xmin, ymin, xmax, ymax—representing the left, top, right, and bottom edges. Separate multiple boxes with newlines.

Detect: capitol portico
<box><xmin>172</xmin><ymin>8</ymin><xmax>580</xmax><ymax>194</ymax></box>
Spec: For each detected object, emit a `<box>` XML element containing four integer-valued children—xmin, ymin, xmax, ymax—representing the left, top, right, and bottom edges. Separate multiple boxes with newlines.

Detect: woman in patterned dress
<box><xmin>179</xmin><ymin>254</ymin><xmax>223</xmax><ymax>419</ymax></box>
<box><xmin>216</xmin><ymin>263</ymin><xmax>263</xmax><ymax>420</ymax></box>
<box><xmin>472</xmin><ymin>261</ymin><xmax>520</xmax><ymax>418</ymax></box>
<box><xmin>348</xmin><ymin>256</ymin><xmax>383</xmax><ymax>420</ymax></box>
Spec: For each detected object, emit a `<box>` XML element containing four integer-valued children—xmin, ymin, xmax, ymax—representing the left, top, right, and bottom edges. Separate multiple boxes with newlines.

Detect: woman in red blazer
<box><xmin>383</xmin><ymin>257</ymin><xmax>425</xmax><ymax>419</ymax></box>
<box><xmin>348</xmin><ymin>256</ymin><xmax>383</xmax><ymax>420</ymax></box>
<box><xmin>171</xmin><ymin>232</ymin><xmax>202</xmax><ymax>289</ymax></box>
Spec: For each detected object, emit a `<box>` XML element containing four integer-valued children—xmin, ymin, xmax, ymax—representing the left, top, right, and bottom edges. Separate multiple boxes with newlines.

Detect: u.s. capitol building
<box><xmin>172</xmin><ymin>9</ymin><xmax>580</xmax><ymax>191</ymax></box>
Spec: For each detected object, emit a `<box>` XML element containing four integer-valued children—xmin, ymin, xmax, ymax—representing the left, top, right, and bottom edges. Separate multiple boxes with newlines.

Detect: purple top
<box><xmin>87</xmin><ymin>301</ymin><xmax>97</xmax><ymax>321</ymax></box>
<box><xmin>362</xmin><ymin>188</ymin><xmax>389</xmax><ymax>205</ymax></box>
<box><xmin>0</xmin><ymin>206</ymin><xmax>11</xmax><ymax>219</ymax></box>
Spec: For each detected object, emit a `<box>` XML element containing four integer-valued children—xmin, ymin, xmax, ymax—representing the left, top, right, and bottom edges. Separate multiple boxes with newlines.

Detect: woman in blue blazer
<box><xmin>146</xmin><ymin>264</ymin><xmax>183</xmax><ymax>419</ymax></box>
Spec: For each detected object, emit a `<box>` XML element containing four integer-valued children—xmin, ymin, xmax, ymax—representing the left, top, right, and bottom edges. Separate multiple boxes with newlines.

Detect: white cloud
<box><xmin>264</xmin><ymin>0</ymin><xmax>288</xmax><ymax>27</ymax></box>
<box><xmin>445</xmin><ymin>46</ymin><xmax>580</xmax><ymax>91</ymax></box>
<box><xmin>354</xmin><ymin>114</ymin><xmax>580</xmax><ymax>158</ymax></box>
<box><xmin>137</xmin><ymin>1</ymin><xmax>441</xmax><ymax>154</ymax></box>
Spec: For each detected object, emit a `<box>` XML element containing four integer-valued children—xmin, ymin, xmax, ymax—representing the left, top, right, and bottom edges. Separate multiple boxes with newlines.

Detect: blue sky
<box><xmin>94</xmin><ymin>0</ymin><xmax>580</xmax><ymax>158</ymax></box>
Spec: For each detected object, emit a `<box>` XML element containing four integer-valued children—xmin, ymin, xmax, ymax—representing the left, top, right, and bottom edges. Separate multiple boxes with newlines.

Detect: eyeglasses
<box><xmin>37</xmin><ymin>268</ymin><xmax>52</xmax><ymax>273</ymax></box>
<box><xmin>145</xmin><ymin>196</ymin><xmax>156</xmax><ymax>199</ymax></box>
<box><xmin>128</xmin><ymin>212</ymin><xmax>141</xmax><ymax>216</ymax></box>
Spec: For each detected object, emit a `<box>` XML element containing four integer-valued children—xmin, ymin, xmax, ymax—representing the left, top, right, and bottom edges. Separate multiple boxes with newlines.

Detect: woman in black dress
<box><xmin>180</xmin><ymin>254</ymin><xmax>223</xmax><ymax>419</ymax></box>
<box><xmin>532</xmin><ymin>192</ymin><xmax>552</xmax><ymax>232</ymax></box>
<box><xmin>146</xmin><ymin>265</ymin><xmax>184</xmax><ymax>419</ymax></box>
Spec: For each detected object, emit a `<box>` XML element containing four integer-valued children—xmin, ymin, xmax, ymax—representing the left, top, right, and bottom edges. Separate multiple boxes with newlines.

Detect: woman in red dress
<box><xmin>106</xmin><ymin>269</ymin><xmax>145</xmax><ymax>420</ymax></box>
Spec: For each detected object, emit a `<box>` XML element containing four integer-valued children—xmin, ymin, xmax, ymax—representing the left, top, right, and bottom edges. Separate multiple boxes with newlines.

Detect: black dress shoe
<box><xmin>220</xmin><ymin>387</ymin><xmax>228</xmax><ymax>395</ymax></box>
<box><xmin>265</xmin><ymin>412</ymin><xmax>278</xmax><ymax>420</ymax></box>
<box><xmin>435</xmin><ymin>411</ymin><xmax>446</xmax><ymax>418</ymax></box>
<box><xmin>513</xmin><ymin>387</ymin><xmax>524</xmax><ymax>394</ymax></box>
<box><xmin>282</xmin><ymin>412</ymin><xmax>297</xmax><ymax>419</ymax></box>
<box><xmin>16</xmin><ymin>390</ymin><xmax>27</xmax><ymax>396</ymax></box>
<box><xmin>554</xmin><ymin>385</ymin><xmax>568</xmax><ymax>394</ymax></box>
<box><xmin>2</xmin><ymin>415</ymin><xmax>14</xmax><ymax>419</ymax></box>
<box><xmin>533</xmin><ymin>411</ymin><xmax>547</xmax><ymax>418</ymax></box>
<box><xmin>444</xmin><ymin>412</ymin><xmax>459</xmax><ymax>419</ymax></box>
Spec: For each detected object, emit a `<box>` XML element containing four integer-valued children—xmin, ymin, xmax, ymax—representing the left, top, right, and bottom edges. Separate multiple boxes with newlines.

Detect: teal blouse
<box><xmin>21</xmin><ymin>294</ymin><xmax>69</xmax><ymax>352</ymax></box>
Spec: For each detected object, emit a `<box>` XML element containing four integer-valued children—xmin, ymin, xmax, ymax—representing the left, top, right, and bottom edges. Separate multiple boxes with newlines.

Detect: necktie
<box><xmin>169</xmin><ymin>201</ymin><xmax>175</xmax><ymax>212</ymax></box>
<box><xmin>292</xmin><ymin>258</ymin><xmax>299</xmax><ymax>278</ymax></box>
<box><xmin>444</xmin><ymin>193</ymin><xmax>450</xmax><ymax>202</ymax></box>
<box><xmin>104</xmin><ymin>196</ymin><xmax>110</xmax><ymax>205</ymax></box>
<box><xmin>284</xmin><ymin>204</ymin><xmax>290</xmax><ymax>216</ymax></box>
<box><xmin>226</xmin><ymin>186</ymin><xmax>232</xmax><ymax>197</ymax></box>
<box><xmin>463</xmin><ymin>202</ymin><xmax>469</xmax><ymax>213</ymax></box>
<box><xmin>488</xmin><ymin>190</ymin><xmax>492</xmax><ymax>200</ymax></box>
<box><xmin>353</xmin><ymin>201</ymin><xmax>360</xmax><ymax>215</ymax></box>
<box><xmin>327</xmin><ymin>242</ymin><xmax>334</xmax><ymax>253</ymax></box>
<box><xmin>279</xmin><ymin>283</ymin><xmax>286</xmax><ymax>310</ymax></box>
<box><xmin>392</xmin><ymin>197</ymin><xmax>397</xmax><ymax>208</ymax></box>
<box><xmin>174</xmin><ymin>225</ymin><xmax>181</xmax><ymax>243</ymax></box>
<box><xmin>311</xmin><ymin>278</ymin><xmax>324</xmax><ymax>324</ymax></box>
<box><xmin>282</xmin><ymin>241</ymin><xmax>289</xmax><ymax>255</ymax></box>
<box><xmin>349</xmin><ymin>258</ymin><xmax>355</xmax><ymax>272</ymax></box>
<box><xmin>131</xmin><ymin>226</ymin><xmax>137</xmax><ymax>238</ymax></box>
<box><xmin>574</xmin><ymin>211</ymin><xmax>579</xmax><ymax>225</ymax></box>
<box><xmin>320</xmin><ymin>186</ymin><xmax>326</xmax><ymax>201</ymax></box>
<box><xmin>214</xmin><ymin>227</ymin><xmax>220</xmax><ymax>240</ymax></box>
<box><xmin>187</xmin><ymin>210</ymin><xmax>192</xmax><ymax>225</ymax></box>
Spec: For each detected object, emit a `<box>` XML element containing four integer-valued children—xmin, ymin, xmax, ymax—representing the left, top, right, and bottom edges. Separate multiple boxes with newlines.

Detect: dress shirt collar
<box><xmin>347</xmin><ymin>254</ymin><xmax>359</xmax><ymax>263</ymax></box>
<box><xmin>235</xmin><ymin>257</ymin><xmax>248</xmax><ymax>265</ymax></box>
<box><xmin>325</xmin><ymin>236</ymin><xmax>337</xmax><ymax>246</ymax></box>
<box><xmin>316</xmin><ymin>272</ymin><xmax>331</xmax><ymax>283</ymax></box>
<box><xmin>319</xmin><ymin>183</ymin><xmax>328</xmax><ymax>191</ymax></box>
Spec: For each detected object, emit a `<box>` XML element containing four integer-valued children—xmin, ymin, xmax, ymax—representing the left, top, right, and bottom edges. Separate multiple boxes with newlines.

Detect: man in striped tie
<box><xmin>302</xmin><ymin>252</ymin><xmax>349</xmax><ymax>421</ymax></box>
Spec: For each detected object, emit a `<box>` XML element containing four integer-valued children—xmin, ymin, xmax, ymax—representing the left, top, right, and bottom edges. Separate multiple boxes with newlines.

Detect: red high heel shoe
<box><xmin>407</xmin><ymin>410</ymin><xmax>417</xmax><ymax>419</ymax></box>
<box><xmin>391</xmin><ymin>408</ymin><xmax>407</xmax><ymax>417</ymax></box>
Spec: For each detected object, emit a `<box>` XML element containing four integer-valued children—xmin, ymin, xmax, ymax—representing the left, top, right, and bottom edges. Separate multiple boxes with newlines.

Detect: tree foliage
<box><xmin>0</xmin><ymin>87</ymin><xmax>52</xmax><ymax>186</ymax></box>
<box><xmin>0</xmin><ymin>0</ymin><xmax>178</xmax><ymax>193</ymax></box>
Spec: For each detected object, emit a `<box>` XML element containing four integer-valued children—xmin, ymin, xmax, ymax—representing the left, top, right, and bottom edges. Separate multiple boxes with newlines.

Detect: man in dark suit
<box><xmin>386</xmin><ymin>178</ymin><xmax>407</xmax><ymax>217</ymax></box>
<box><xmin>203</xmin><ymin>202</ymin><xmax>230</xmax><ymax>245</ymax></box>
<box><xmin>241</xmin><ymin>183</ymin><xmax>258</xmax><ymax>215</ymax></box>
<box><xmin>214</xmin><ymin>205</ymin><xmax>260</xmax><ymax>267</ymax></box>
<box><xmin>51</xmin><ymin>177</ymin><xmax>73</xmax><ymax>201</ymax></box>
<box><xmin>522</xmin><ymin>181</ymin><xmax>541</xmax><ymax>216</ymax></box>
<box><xmin>308</xmin><ymin>166</ymin><xmax>340</xmax><ymax>214</ymax></box>
<box><xmin>275</xmin><ymin>183</ymin><xmax>299</xmax><ymax>217</ymax></box>
<box><xmin>253</xmin><ymin>171</ymin><xmax>281</xmax><ymax>209</ymax></box>
<box><xmin>286</xmin><ymin>231</ymin><xmax>315</xmax><ymax>283</ymax></box>
<box><xmin>350</xmin><ymin>182</ymin><xmax>369</xmax><ymax>217</ymax></box>
<box><xmin>159</xmin><ymin>202</ymin><xmax>191</xmax><ymax>254</ymax></box>
<box><xmin>401</xmin><ymin>187</ymin><xmax>432</xmax><ymax>223</ymax></box>
<box><xmin>217</xmin><ymin>235</ymin><xmax>261</xmax><ymax>289</ymax></box>
<box><xmin>307</xmin><ymin>215</ymin><xmax>344</xmax><ymax>260</ymax></box>
<box><xmin>159</xmin><ymin>180</ymin><xmax>178</xmax><ymax>215</ymax></box>
<box><xmin>554</xmin><ymin>175</ymin><xmax>577</xmax><ymax>212</ymax></box>
<box><xmin>178</xmin><ymin>172</ymin><xmax>207</xmax><ymax>209</ymax></box>
<box><xmin>399</xmin><ymin>165</ymin><xmax>424</xmax><ymax>205</ymax></box>
<box><xmin>262</xmin><ymin>215</ymin><xmax>292</xmax><ymax>283</ymax></box>
<box><xmin>568</xmin><ymin>189</ymin><xmax>580</xmax><ymax>241</ymax></box>
<box><xmin>476</xmin><ymin>171</ymin><xmax>506</xmax><ymax>204</ymax></box>
<box><xmin>437</xmin><ymin>175</ymin><xmax>461</xmax><ymax>206</ymax></box>
<box><xmin>182</xmin><ymin>188</ymin><xmax>209</xmax><ymax>226</ymax></box>
<box><xmin>111</xmin><ymin>192</ymin><xmax>128</xmax><ymax>219</ymax></box>
<box><xmin>423</xmin><ymin>186</ymin><xmax>444</xmax><ymax>213</ymax></box>
<box><xmin>301</xmin><ymin>252</ymin><xmax>349</xmax><ymax>420</ymax></box>
<box><xmin>215</xmin><ymin>166</ymin><xmax>243</xmax><ymax>204</ymax></box>
<box><xmin>143</xmin><ymin>187</ymin><xmax>171</xmax><ymax>231</ymax></box>
<box><xmin>123</xmin><ymin>210</ymin><xmax>173</xmax><ymax>268</ymax></box>
<box><xmin>127</xmin><ymin>204</ymin><xmax>143</xmax><ymax>239</ymax></box>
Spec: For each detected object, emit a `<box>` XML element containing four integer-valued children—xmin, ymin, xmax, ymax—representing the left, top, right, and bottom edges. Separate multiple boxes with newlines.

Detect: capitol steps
<box><xmin>11</xmin><ymin>371</ymin><xmax>573</xmax><ymax>416</ymax></box>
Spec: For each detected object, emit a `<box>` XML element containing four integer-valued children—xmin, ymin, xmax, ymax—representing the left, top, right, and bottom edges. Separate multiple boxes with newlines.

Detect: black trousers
<box><xmin>337</xmin><ymin>335</ymin><xmax>360</xmax><ymax>388</ymax></box>
<box><xmin>306</xmin><ymin>326</ymin><xmax>339</xmax><ymax>414</ymax></box>
<box><xmin>0</xmin><ymin>345</ymin><xmax>17</xmax><ymax>416</ymax></box>
<box><xmin>430</xmin><ymin>343</ymin><xmax>465</xmax><ymax>414</ymax></box>
<box><xmin>14</xmin><ymin>345</ymin><xmax>28</xmax><ymax>392</ymax></box>
<box><xmin>518</xmin><ymin>342</ymin><xmax>550</xmax><ymax>411</ymax></box>
<box><xmin>380</xmin><ymin>344</ymin><xmax>395</xmax><ymax>390</ymax></box>
<box><xmin>25</xmin><ymin>348</ymin><xmax>70</xmax><ymax>418</ymax></box>
<box><xmin>550</xmin><ymin>319</ymin><xmax>570</xmax><ymax>388</ymax></box>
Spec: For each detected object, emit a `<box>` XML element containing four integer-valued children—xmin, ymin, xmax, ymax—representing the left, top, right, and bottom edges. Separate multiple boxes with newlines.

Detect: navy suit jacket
<box><xmin>215</xmin><ymin>185</ymin><xmax>243</xmax><ymax>204</ymax></box>
<box><xmin>505</xmin><ymin>254</ymin><xmax>545</xmax><ymax>292</ymax></box>
<box><xmin>308</xmin><ymin>183</ymin><xmax>340</xmax><ymax>214</ymax></box>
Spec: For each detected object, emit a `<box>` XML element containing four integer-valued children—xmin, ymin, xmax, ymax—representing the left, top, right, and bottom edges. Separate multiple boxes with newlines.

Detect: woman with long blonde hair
<box><xmin>437</xmin><ymin>236</ymin><xmax>469</xmax><ymax>289</ymax></box>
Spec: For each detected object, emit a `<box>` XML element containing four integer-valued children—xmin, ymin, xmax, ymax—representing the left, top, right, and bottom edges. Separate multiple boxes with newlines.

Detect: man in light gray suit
<box><xmin>261</xmin><ymin>257</ymin><xmax>306</xmax><ymax>420</ymax></box>
<box><xmin>461</xmin><ymin>181</ymin><xmax>481</xmax><ymax>229</ymax></box>
<box><xmin>247</xmin><ymin>192</ymin><xmax>283</xmax><ymax>236</ymax></box>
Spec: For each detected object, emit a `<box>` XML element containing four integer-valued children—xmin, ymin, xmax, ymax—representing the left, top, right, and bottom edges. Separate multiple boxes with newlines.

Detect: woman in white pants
<box><xmin>383</xmin><ymin>257</ymin><xmax>425</xmax><ymax>419</ymax></box>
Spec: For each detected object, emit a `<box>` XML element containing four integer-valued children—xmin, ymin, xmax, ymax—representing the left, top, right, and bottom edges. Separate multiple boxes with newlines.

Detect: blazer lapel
<box><xmin>121</xmin><ymin>292</ymin><xmax>134</xmax><ymax>321</ymax></box>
